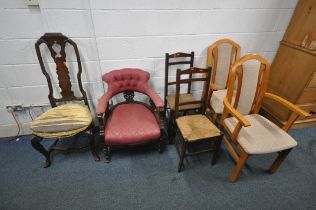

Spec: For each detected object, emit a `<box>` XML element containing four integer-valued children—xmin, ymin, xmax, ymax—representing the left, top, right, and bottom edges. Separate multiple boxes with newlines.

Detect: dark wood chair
<box><xmin>164</xmin><ymin>52</ymin><xmax>198</xmax><ymax>143</ymax></box>
<box><xmin>30</xmin><ymin>33</ymin><xmax>100</xmax><ymax>168</ymax></box>
<box><xmin>219</xmin><ymin>54</ymin><xmax>310</xmax><ymax>182</ymax></box>
<box><xmin>96</xmin><ymin>68</ymin><xmax>164</xmax><ymax>162</ymax></box>
<box><xmin>173</xmin><ymin>67</ymin><xmax>223</xmax><ymax>172</ymax></box>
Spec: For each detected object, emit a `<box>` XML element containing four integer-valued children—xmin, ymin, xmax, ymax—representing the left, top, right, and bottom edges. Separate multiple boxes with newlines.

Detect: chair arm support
<box><xmin>223</xmin><ymin>98</ymin><xmax>251</xmax><ymax>127</ymax></box>
<box><xmin>96</xmin><ymin>92</ymin><xmax>113</xmax><ymax>115</ymax></box>
<box><xmin>144</xmin><ymin>88</ymin><xmax>164</xmax><ymax>108</ymax></box>
<box><xmin>264</xmin><ymin>93</ymin><xmax>311</xmax><ymax>118</ymax></box>
<box><xmin>210</xmin><ymin>82</ymin><xmax>218</xmax><ymax>91</ymax></box>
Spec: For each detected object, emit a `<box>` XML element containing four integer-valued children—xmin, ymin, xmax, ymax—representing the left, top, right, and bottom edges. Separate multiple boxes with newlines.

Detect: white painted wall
<box><xmin>0</xmin><ymin>0</ymin><xmax>298</xmax><ymax>137</ymax></box>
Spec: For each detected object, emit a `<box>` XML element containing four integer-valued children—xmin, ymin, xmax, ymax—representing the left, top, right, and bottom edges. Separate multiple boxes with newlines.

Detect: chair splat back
<box><xmin>35</xmin><ymin>33</ymin><xmax>88</xmax><ymax>107</ymax></box>
<box><xmin>174</xmin><ymin>67</ymin><xmax>212</xmax><ymax>118</ymax></box>
<box><xmin>226</xmin><ymin>54</ymin><xmax>270</xmax><ymax>115</ymax></box>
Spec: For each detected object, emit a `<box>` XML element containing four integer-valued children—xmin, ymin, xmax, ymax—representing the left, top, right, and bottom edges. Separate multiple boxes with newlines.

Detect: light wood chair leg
<box><xmin>269</xmin><ymin>149</ymin><xmax>292</xmax><ymax>174</ymax></box>
<box><xmin>230</xmin><ymin>151</ymin><xmax>249</xmax><ymax>182</ymax></box>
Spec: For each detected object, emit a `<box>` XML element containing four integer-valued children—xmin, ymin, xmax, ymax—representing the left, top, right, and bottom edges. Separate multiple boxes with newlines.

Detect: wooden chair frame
<box><xmin>173</xmin><ymin>67</ymin><xmax>223</xmax><ymax>171</ymax></box>
<box><xmin>97</xmin><ymin>91</ymin><xmax>165</xmax><ymax>162</ymax></box>
<box><xmin>219</xmin><ymin>54</ymin><xmax>310</xmax><ymax>182</ymax></box>
<box><xmin>206</xmin><ymin>39</ymin><xmax>241</xmax><ymax>122</ymax></box>
<box><xmin>164</xmin><ymin>52</ymin><xmax>197</xmax><ymax>143</ymax></box>
<box><xmin>31</xmin><ymin>33</ymin><xmax>100</xmax><ymax>167</ymax></box>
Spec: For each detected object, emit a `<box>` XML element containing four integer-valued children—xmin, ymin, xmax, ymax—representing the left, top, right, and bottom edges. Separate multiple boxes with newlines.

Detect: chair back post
<box><xmin>174</xmin><ymin>67</ymin><xmax>212</xmax><ymax>119</ymax></box>
<box><xmin>35</xmin><ymin>33</ymin><xmax>89</xmax><ymax>108</ymax></box>
<box><xmin>187</xmin><ymin>51</ymin><xmax>195</xmax><ymax>94</ymax></box>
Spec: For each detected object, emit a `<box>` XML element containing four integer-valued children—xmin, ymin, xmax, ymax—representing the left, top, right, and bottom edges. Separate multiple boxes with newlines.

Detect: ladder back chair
<box><xmin>174</xmin><ymin>67</ymin><xmax>223</xmax><ymax>172</ymax></box>
<box><xmin>164</xmin><ymin>52</ymin><xmax>198</xmax><ymax>143</ymax></box>
<box><xmin>31</xmin><ymin>33</ymin><xmax>100</xmax><ymax>167</ymax></box>
<box><xmin>219</xmin><ymin>54</ymin><xmax>311</xmax><ymax>182</ymax></box>
<box><xmin>206</xmin><ymin>39</ymin><xmax>240</xmax><ymax>122</ymax></box>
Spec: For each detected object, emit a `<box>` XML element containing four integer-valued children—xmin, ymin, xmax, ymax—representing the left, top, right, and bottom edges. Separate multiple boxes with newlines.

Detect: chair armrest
<box><xmin>96</xmin><ymin>92</ymin><xmax>113</xmax><ymax>115</ymax></box>
<box><xmin>223</xmin><ymin>98</ymin><xmax>251</xmax><ymax>127</ymax></box>
<box><xmin>144</xmin><ymin>88</ymin><xmax>164</xmax><ymax>108</ymax></box>
<box><xmin>210</xmin><ymin>82</ymin><xmax>218</xmax><ymax>91</ymax></box>
<box><xmin>264</xmin><ymin>93</ymin><xmax>311</xmax><ymax>118</ymax></box>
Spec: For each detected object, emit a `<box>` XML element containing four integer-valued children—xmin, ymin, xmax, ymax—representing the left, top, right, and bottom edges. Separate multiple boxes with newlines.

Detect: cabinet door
<box><xmin>263</xmin><ymin>43</ymin><xmax>316</xmax><ymax>122</ymax></box>
<box><xmin>284</xmin><ymin>0</ymin><xmax>316</xmax><ymax>46</ymax></box>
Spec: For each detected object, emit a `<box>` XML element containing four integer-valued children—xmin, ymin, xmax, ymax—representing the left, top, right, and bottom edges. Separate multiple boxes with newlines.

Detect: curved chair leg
<box><xmin>104</xmin><ymin>145</ymin><xmax>111</xmax><ymax>163</ymax></box>
<box><xmin>269</xmin><ymin>149</ymin><xmax>292</xmax><ymax>174</ymax></box>
<box><xmin>31</xmin><ymin>136</ymin><xmax>51</xmax><ymax>168</ymax></box>
<box><xmin>178</xmin><ymin>141</ymin><xmax>187</xmax><ymax>172</ymax></box>
<box><xmin>87</xmin><ymin>129</ymin><xmax>100</xmax><ymax>161</ymax></box>
<box><xmin>230</xmin><ymin>151</ymin><xmax>249</xmax><ymax>182</ymax></box>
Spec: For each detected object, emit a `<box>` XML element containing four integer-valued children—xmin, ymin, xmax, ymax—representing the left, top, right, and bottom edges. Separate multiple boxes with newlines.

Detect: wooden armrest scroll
<box><xmin>264</xmin><ymin>93</ymin><xmax>311</xmax><ymax>118</ymax></box>
<box><xmin>223</xmin><ymin>98</ymin><xmax>251</xmax><ymax>127</ymax></box>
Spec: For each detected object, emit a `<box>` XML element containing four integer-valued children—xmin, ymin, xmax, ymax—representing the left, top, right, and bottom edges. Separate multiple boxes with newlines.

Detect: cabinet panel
<box><xmin>284</xmin><ymin>0</ymin><xmax>316</xmax><ymax>47</ymax></box>
<box><xmin>307</xmin><ymin>73</ymin><xmax>316</xmax><ymax>88</ymax></box>
<box><xmin>298</xmin><ymin>104</ymin><xmax>316</xmax><ymax>120</ymax></box>
<box><xmin>263</xmin><ymin>43</ymin><xmax>316</xmax><ymax>122</ymax></box>
<box><xmin>297</xmin><ymin>88</ymin><xmax>316</xmax><ymax>104</ymax></box>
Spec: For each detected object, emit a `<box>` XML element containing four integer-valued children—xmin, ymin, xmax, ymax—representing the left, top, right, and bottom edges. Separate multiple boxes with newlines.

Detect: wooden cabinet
<box><xmin>262</xmin><ymin>0</ymin><xmax>316</xmax><ymax>128</ymax></box>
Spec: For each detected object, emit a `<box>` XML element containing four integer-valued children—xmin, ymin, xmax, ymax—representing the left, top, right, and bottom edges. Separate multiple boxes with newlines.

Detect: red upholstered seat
<box><xmin>104</xmin><ymin>103</ymin><xmax>161</xmax><ymax>145</ymax></box>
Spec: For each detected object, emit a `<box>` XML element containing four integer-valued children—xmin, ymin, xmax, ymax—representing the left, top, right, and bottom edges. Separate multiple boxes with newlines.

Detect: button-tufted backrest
<box><xmin>102</xmin><ymin>68</ymin><xmax>150</xmax><ymax>96</ymax></box>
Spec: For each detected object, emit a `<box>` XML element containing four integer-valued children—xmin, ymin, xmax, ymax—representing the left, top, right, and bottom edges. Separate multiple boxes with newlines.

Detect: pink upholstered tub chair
<box><xmin>96</xmin><ymin>68</ymin><xmax>165</xmax><ymax>162</ymax></box>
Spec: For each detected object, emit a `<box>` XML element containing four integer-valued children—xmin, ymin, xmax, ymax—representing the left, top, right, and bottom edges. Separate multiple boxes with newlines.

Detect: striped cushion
<box><xmin>31</xmin><ymin>104</ymin><xmax>92</xmax><ymax>138</ymax></box>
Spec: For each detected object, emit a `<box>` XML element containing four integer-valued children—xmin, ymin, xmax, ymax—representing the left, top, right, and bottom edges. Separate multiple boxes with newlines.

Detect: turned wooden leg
<box><xmin>212</xmin><ymin>134</ymin><xmax>223</xmax><ymax>165</ymax></box>
<box><xmin>104</xmin><ymin>145</ymin><xmax>111</xmax><ymax>163</ymax></box>
<box><xmin>230</xmin><ymin>151</ymin><xmax>249</xmax><ymax>182</ymax></box>
<box><xmin>178</xmin><ymin>141</ymin><xmax>187</xmax><ymax>172</ymax></box>
<box><xmin>87</xmin><ymin>129</ymin><xmax>100</xmax><ymax>161</ymax></box>
<box><xmin>269</xmin><ymin>149</ymin><xmax>292</xmax><ymax>174</ymax></box>
<box><xmin>31</xmin><ymin>136</ymin><xmax>51</xmax><ymax>168</ymax></box>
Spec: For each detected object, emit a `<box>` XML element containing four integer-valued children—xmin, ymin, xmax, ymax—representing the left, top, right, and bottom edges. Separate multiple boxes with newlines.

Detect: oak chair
<box><xmin>173</xmin><ymin>67</ymin><xmax>223</xmax><ymax>172</ymax></box>
<box><xmin>219</xmin><ymin>54</ymin><xmax>311</xmax><ymax>182</ymax></box>
<box><xmin>206</xmin><ymin>39</ymin><xmax>240</xmax><ymax>122</ymax></box>
<box><xmin>164</xmin><ymin>52</ymin><xmax>199</xmax><ymax>143</ymax></box>
<box><xmin>31</xmin><ymin>33</ymin><xmax>100</xmax><ymax>167</ymax></box>
<box><xmin>96</xmin><ymin>68</ymin><xmax>164</xmax><ymax>162</ymax></box>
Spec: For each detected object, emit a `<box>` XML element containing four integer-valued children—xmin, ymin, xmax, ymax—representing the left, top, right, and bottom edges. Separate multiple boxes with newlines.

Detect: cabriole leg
<box><xmin>31</xmin><ymin>135</ymin><xmax>51</xmax><ymax>168</ymax></box>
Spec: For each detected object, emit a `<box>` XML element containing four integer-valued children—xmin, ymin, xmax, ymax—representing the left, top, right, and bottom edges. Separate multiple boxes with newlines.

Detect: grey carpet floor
<box><xmin>0</xmin><ymin>126</ymin><xmax>315</xmax><ymax>210</ymax></box>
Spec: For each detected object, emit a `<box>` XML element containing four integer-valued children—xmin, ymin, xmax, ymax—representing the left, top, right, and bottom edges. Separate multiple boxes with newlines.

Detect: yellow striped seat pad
<box><xmin>30</xmin><ymin>104</ymin><xmax>92</xmax><ymax>138</ymax></box>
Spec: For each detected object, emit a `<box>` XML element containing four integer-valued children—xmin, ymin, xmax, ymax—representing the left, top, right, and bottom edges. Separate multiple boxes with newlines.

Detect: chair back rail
<box><xmin>174</xmin><ymin>67</ymin><xmax>212</xmax><ymax>118</ymax></box>
<box><xmin>164</xmin><ymin>52</ymin><xmax>194</xmax><ymax>100</ymax></box>
<box><xmin>35</xmin><ymin>33</ymin><xmax>88</xmax><ymax>107</ymax></box>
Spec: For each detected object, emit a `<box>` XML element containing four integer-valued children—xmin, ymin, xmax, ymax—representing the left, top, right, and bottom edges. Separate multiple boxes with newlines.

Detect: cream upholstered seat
<box><xmin>206</xmin><ymin>39</ymin><xmax>240</xmax><ymax>120</ymax></box>
<box><xmin>219</xmin><ymin>54</ymin><xmax>310</xmax><ymax>182</ymax></box>
<box><xmin>210</xmin><ymin>89</ymin><xmax>237</xmax><ymax>114</ymax></box>
<box><xmin>224</xmin><ymin>114</ymin><xmax>297</xmax><ymax>154</ymax></box>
